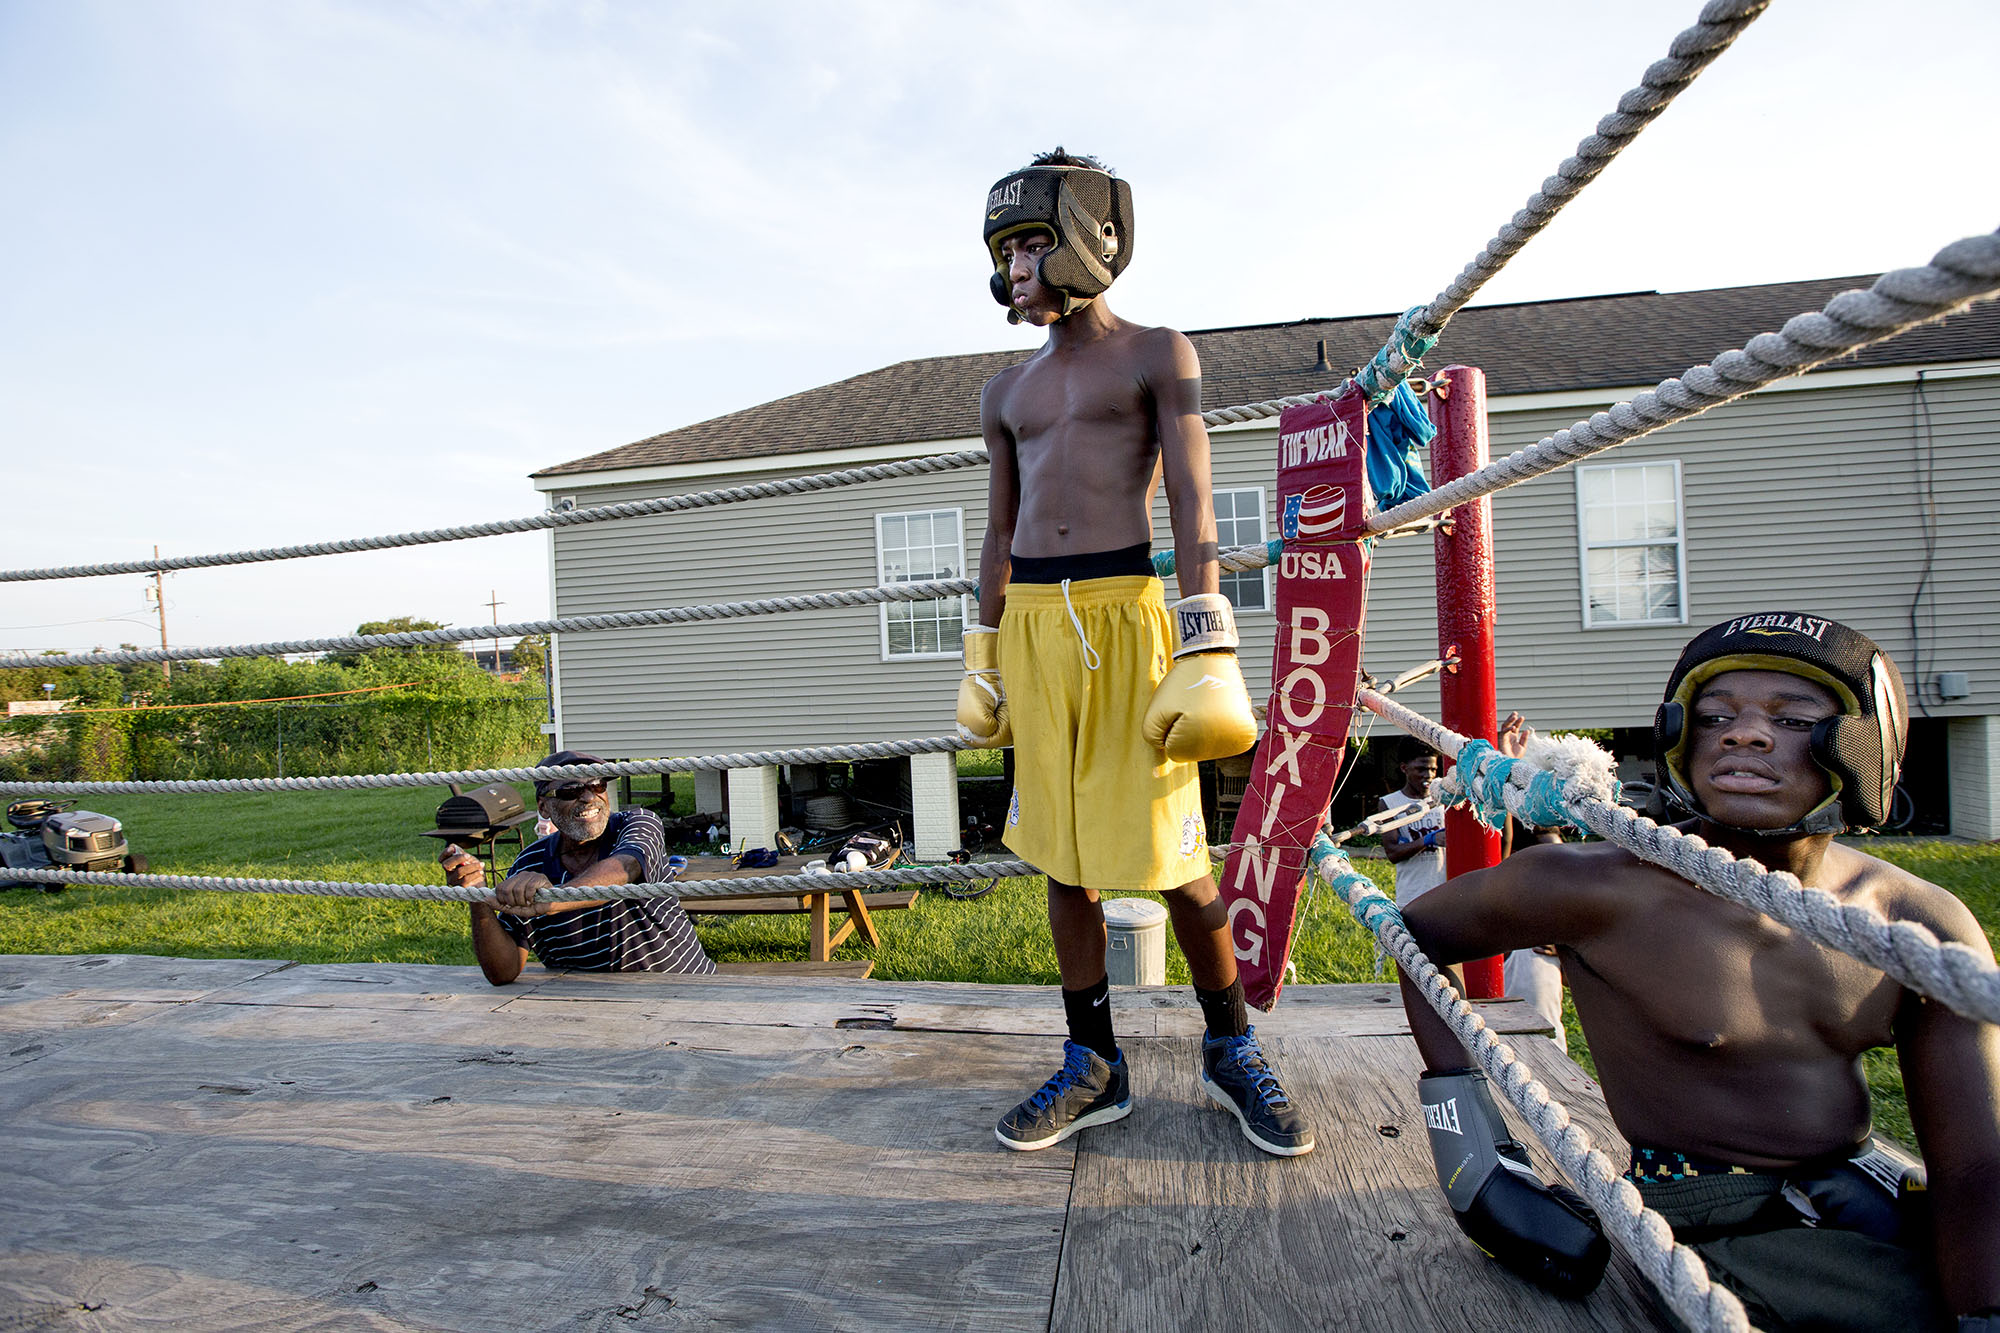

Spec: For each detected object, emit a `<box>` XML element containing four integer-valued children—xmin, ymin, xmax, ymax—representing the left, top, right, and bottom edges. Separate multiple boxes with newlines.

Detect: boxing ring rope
<box><xmin>1306</xmin><ymin>834</ymin><xmax>1753</xmax><ymax>1333</ymax></box>
<box><xmin>0</xmin><ymin>736</ymin><xmax>974</xmax><ymax>797</ymax></box>
<box><xmin>19</xmin><ymin>579</ymin><xmax>981</xmax><ymax>670</ymax></box>
<box><xmin>1364</xmin><ymin>230</ymin><xmax>2000</xmax><ymax>534</ymax></box>
<box><xmin>1358</xmin><ymin>686</ymin><xmax>2000</xmax><ymax>1029</ymax></box>
<box><xmin>0</xmin><ymin>858</ymin><xmax>1035</xmax><ymax>902</ymax></box>
<box><xmin>1350</xmin><ymin>0</ymin><xmax>1769</xmax><ymax>405</ymax></box>
<box><xmin>0</xmin><ymin>451</ymin><xmax>990</xmax><ymax>585</ymax></box>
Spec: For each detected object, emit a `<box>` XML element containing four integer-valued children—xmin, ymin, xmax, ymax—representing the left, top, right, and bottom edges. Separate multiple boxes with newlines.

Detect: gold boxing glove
<box><xmin>1143</xmin><ymin>593</ymin><xmax>1257</xmax><ymax>762</ymax></box>
<box><xmin>955</xmin><ymin>625</ymin><xmax>1011</xmax><ymax>748</ymax></box>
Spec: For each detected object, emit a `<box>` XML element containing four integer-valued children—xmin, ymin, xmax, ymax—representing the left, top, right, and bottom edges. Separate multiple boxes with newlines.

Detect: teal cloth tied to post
<box><xmin>1366</xmin><ymin>380</ymin><xmax>1436</xmax><ymax>511</ymax></box>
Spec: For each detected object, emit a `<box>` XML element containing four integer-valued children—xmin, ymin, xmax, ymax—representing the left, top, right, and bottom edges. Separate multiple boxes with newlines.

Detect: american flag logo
<box><xmin>1281</xmin><ymin>485</ymin><xmax>1345</xmax><ymax>539</ymax></box>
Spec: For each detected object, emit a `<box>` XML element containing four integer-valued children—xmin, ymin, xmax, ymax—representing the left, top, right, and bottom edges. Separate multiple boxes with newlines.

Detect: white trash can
<box><xmin>1103</xmin><ymin>897</ymin><xmax>1169</xmax><ymax>987</ymax></box>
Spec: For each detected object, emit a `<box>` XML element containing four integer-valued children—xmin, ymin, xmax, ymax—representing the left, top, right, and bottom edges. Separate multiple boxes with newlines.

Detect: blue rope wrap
<box><xmin>1450</xmin><ymin>738</ymin><xmax>1516</xmax><ymax>831</ymax></box>
<box><xmin>1443</xmin><ymin>738</ymin><xmax>1612</xmax><ymax>836</ymax></box>
<box><xmin>1150</xmin><ymin>537</ymin><xmax>1282</xmax><ymax>581</ymax></box>
<box><xmin>1354</xmin><ymin>307</ymin><xmax>1442</xmax><ymax>405</ymax></box>
<box><xmin>1306</xmin><ymin>834</ymin><xmax>1406</xmax><ymax>938</ymax></box>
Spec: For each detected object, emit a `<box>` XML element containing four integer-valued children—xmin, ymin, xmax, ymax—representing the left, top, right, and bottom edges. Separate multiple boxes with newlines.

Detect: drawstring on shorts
<box><xmin>1060</xmin><ymin>579</ymin><xmax>1102</xmax><ymax>671</ymax></box>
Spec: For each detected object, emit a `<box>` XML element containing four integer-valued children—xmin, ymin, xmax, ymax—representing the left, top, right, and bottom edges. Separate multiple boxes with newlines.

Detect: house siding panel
<box><xmin>549</xmin><ymin>372</ymin><xmax>2000</xmax><ymax>759</ymax></box>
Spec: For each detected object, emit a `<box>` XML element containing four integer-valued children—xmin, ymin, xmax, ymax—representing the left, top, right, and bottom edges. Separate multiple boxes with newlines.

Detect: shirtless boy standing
<box><xmin>958</xmin><ymin>150</ymin><xmax>1314</xmax><ymax>1158</ymax></box>
<box><xmin>1397</xmin><ymin>614</ymin><xmax>1999</xmax><ymax>1328</ymax></box>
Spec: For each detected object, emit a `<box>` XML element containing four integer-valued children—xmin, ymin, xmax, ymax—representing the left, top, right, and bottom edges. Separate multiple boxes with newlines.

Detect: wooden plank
<box><xmin>841</xmin><ymin>889</ymin><xmax>883</xmax><ymax>950</ymax></box>
<box><xmin>0</xmin><ymin>952</ymin><xmax>288</xmax><ymax>1003</ymax></box>
<box><xmin>809</xmin><ymin>892</ymin><xmax>831</xmax><ymax>962</ymax></box>
<box><xmin>0</xmin><ymin>994</ymin><xmax>1072</xmax><ymax>1332</ymax></box>
<box><xmin>503</xmin><ymin>973</ymin><xmax>1554</xmax><ymax>1041</ymax></box>
<box><xmin>1050</xmin><ymin>1034</ymin><xmax>1668</xmax><ymax>1333</ymax></box>
<box><xmin>189</xmin><ymin>962</ymin><xmax>541</xmax><ymax>1013</ymax></box>
<box><xmin>714</xmin><ymin>961</ymin><xmax>875</xmax><ymax>979</ymax></box>
<box><xmin>0</xmin><ymin>958</ymin><xmax>1650</xmax><ymax>1332</ymax></box>
<box><xmin>682</xmin><ymin>889</ymin><xmax>918</xmax><ymax>915</ymax></box>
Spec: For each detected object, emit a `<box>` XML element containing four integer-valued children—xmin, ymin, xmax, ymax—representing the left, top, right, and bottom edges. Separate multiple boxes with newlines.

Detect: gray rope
<box><xmin>1572</xmin><ymin>797</ymin><xmax>2000</xmax><ymax>1027</ymax></box>
<box><xmin>0</xmin><ymin>396</ymin><xmax>1313</xmax><ymax>591</ymax></box>
<box><xmin>10</xmin><ymin>550</ymin><xmax>1290</xmax><ymax>671</ymax></box>
<box><xmin>2</xmin><ymin>859</ymin><xmax>1035</xmax><ymax>901</ymax></box>
<box><xmin>0</xmin><ymin>452</ymin><xmax>992</xmax><ymax>584</ymax></box>
<box><xmin>1308</xmin><ymin>836</ymin><xmax>1752</xmax><ymax>1333</ymax></box>
<box><xmin>1356</xmin><ymin>688</ymin><xmax>2000</xmax><ymax>1028</ymax></box>
<box><xmin>1353</xmin><ymin>0</ymin><xmax>1769</xmax><ymax>402</ymax></box>
<box><xmin>1367</xmin><ymin>229</ymin><xmax>2000</xmax><ymax>533</ymax></box>
<box><xmin>19</xmin><ymin>578</ymin><xmax>977</xmax><ymax>669</ymax></box>
<box><xmin>0</xmin><ymin>735</ymin><xmax>972</xmax><ymax>797</ymax></box>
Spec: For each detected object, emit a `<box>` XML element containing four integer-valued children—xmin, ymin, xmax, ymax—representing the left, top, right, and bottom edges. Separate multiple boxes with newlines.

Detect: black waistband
<box><xmin>1009</xmin><ymin>542</ymin><xmax>1154</xmax><ymax>584</ymax></box>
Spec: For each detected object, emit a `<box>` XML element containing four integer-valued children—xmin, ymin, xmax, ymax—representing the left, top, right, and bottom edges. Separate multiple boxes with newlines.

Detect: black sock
<box><xmin>1062</xmin><ymin>975</ymin><xmax>1117</xmax><ymax>1062</ymax></box>
<box><xmin>1196</xmin><ymin>978</ymin><xmax>1249</xmax><ymax>1040</ymax></box>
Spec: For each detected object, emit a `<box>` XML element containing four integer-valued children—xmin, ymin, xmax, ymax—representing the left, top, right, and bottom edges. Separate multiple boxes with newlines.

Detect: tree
<box><xmin>323</xmin><ymin>617</ymin><xmax>464</xmax><ymax>669</ymax></box>
<box><xmin>511</xmin><ymin>634</ymin><xmax>549</xmax><ymax>678</ymax></box>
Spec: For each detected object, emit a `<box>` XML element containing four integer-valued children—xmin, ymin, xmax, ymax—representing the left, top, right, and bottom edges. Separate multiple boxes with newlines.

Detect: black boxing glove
<box><xmin>1420</xmin><ymin>1067</ymin><xmax>1610</xmax><ymax>1298</ymax></box>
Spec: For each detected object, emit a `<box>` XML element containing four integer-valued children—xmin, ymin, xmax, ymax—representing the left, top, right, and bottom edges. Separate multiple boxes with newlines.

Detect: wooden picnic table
<box><xmin>675</xmin><ymin>854</ymin><xmax>915</xmax><ymax>962</ymax></box>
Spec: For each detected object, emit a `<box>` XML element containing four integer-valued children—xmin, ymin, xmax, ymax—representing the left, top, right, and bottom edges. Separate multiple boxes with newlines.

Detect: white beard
<box><xmin>556</xmin><ymin>806</ymin><xmax>610</xmax><ymax>844</ymax></box>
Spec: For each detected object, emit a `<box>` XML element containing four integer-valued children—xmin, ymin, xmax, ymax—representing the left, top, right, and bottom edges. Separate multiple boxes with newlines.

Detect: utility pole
<box><xmin>146</xmin><ymin>545</ymin><xmax>172</xmax><ymax>685</ymax></box>
<box><xmin>485</xmin><ymin>590</ymin><xmax>504</xmax><ymax>674</ymax></box>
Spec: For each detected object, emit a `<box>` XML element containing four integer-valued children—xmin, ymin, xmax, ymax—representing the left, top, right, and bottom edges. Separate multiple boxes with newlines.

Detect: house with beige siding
<box><xmin>531</xmin><ymin>276</ymin><xmax>2000</xmax><ymax>851</ymax></box>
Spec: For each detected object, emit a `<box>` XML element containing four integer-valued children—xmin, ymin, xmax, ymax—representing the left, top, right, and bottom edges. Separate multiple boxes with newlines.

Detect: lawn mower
<box><xmin>0</xmin><ymin>798</ymin><xmax>146</xmax><ymax>892</ymax></box>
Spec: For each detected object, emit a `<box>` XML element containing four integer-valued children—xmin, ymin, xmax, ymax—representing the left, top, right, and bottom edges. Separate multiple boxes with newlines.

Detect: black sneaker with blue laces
<box><xmin>995</xmin><ymin>1040</ymin><xmax>1132</xmax><ymax>1151</ymax></box>
<box><xmin>1201</xmin><ymin>1025</ymin><xmax>1315</xmax><ymax>1157</ymax></box>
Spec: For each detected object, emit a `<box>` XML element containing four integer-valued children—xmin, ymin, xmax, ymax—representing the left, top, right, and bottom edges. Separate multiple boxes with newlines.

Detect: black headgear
<box><xmin>983</xmin><ymin>163</ymin><xmax>1134</xmax><ymax>323</ymax></box>
<box><xmin>1654</xmin><ymin>613</ymin><xmax>1907</xmax><ymax>835</ymax></box>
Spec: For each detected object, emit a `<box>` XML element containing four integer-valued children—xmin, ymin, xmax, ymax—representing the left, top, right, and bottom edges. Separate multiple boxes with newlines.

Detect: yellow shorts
<box><xmin>999</xmin><ymin>576</ymin><xmax>1210</xmax><ymax>892</ymax></box>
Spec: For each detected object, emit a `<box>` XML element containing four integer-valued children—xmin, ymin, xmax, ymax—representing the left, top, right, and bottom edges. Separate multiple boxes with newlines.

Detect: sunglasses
<box><xmin>547</xmin><ymin>779</ymin><xmax>607</xmax><ymax>802</ymax></box>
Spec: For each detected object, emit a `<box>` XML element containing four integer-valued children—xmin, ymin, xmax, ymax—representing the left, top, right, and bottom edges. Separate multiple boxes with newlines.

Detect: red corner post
<box><xmin>1429</xmin><ymin>365</ymin><xmax>1504</xmax><ymax>999</ymax></box>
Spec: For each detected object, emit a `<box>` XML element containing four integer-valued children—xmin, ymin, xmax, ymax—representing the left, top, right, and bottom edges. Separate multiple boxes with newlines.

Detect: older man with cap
<box><xmin>439</xmin><ymin>750</ymin><xmax>714</xmax><ymax>985</ymax></box>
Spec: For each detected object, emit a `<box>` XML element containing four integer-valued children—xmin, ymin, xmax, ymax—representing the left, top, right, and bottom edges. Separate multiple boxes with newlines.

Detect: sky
<box><xmin>2</xmin><ymin>0</ymin><xmax>1995</xmax><ymax>661</ymax></box>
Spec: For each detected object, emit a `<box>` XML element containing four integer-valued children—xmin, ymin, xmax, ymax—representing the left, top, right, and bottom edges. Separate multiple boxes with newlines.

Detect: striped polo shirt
<box><xmin>497</xmin><ymin>808</ymin><xmax>714</xmax><ymax>974</ymax></box>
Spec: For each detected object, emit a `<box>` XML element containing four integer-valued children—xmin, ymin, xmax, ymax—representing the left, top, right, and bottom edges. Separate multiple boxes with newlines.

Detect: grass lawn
<box><xmin>3</xmin><ymin>785</ymin><xmax>1994</xmax><ymax>1148</ymax></box>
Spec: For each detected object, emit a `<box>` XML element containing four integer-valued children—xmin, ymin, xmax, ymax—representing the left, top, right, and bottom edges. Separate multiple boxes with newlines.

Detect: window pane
<box><xmin>1221</xmin><ymin>569</ymin><xmax>1266</xmax><ymax>611</ymax></box>
<box><xmin>1645</xmin><ymin>465</ymin><xmax>1675</xmax><ymax>505</ymax></box>
<box><xmin>1583</xmin><ymin>503</ymin><xmax>1617</xmax><ymax>545</ymax></box>
<box><xmin>881</xmin><ymin>509</ymin><xmax>965</xmax><ymax>654</ymax></box>
<box><xmin>1580</xmin><ymin>469</ymin><xmax>1614</xmax><ymax>506</ymax></box>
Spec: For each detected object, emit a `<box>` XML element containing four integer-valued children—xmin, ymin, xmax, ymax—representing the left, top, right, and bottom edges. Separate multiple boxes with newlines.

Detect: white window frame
<box><xmin>1574</xmin><ymin>460</ymin><xmax>1689</xmax><ymax>630</ymax></box>
<box><xmin>876</xmin><ymin>507</ymin><xmax>969</xmax><ymax>661</ymax></box>
<box><xmin>1213</xmin><ymin>485</ymin><xmax>1273</xmax><ymax>615</ymax></box>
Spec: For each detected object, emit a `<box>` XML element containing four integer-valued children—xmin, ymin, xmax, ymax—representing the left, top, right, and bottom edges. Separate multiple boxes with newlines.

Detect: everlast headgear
<box><xmin>983</xmin><ymin>163</ymin><xmax>1134</xmax><ymax>323</ymax></box>
<box><xmin>1654</xmin><ymin>613</ymin><xmax>1908</xmax><ymax>835</ymax></box>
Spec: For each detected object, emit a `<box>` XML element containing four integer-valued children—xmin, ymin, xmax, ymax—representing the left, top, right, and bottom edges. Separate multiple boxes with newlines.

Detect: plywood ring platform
<box><xmin>0</xmin><ymin>954</ymin><xmax>1672</xmax><ymax>1331</ymax></box>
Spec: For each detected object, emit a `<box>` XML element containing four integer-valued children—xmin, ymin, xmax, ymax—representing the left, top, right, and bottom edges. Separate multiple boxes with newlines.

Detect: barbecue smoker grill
<box><xmin>420</xmin><ymin>783</ymin><xmax>539</xmax><ymax>870</ymax></box>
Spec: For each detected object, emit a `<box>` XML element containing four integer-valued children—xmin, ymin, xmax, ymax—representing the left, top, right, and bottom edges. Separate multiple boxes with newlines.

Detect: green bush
<box><xmin>1</xmin><ymin>651</ymin><xmax>546</xmax><ymax>781</ymax></box>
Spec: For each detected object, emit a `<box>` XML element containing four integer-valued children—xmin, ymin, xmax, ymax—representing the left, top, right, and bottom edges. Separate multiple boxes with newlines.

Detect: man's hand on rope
<box><xmin>439</xmin><ymin>844</ymin><xmax>486</xmax><ymax>891</ymax></box>
<box><xmin>1497</xmin><ymin>710</ymin><xmax>1531</xmax><ymax>759</ymax></box>
<box><xmin>491</xmin><ymin>869</ymin><xmax>556</xmax><ymax>917</ymax></box>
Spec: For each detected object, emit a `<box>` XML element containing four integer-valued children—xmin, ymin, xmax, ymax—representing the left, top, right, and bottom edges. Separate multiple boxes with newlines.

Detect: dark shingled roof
<box><xmin>534</xmin><ymin>275</ymin><xmax>2000</xmax><ymax>477</ymax></box>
